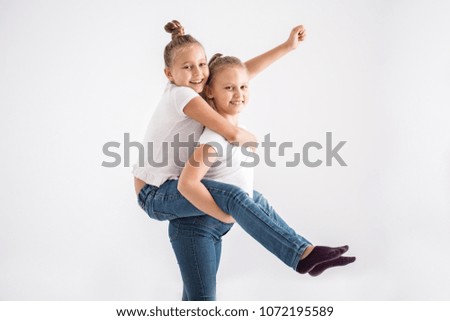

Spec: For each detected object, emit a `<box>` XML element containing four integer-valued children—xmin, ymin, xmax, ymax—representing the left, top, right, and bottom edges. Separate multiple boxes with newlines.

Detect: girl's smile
<box><xmin>164</xmin><ymin>44</ymin><xmax>209</xmax><ymax>93</ymax></box>
<box><xmin>207</xmin><ymin>66</ymin><xmax>249</xmax><ymax>123</ymax></box>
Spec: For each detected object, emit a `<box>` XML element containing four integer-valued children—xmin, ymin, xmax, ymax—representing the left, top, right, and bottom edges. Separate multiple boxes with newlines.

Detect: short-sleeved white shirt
<box><xmin>132</xmin><ymin>83</ymin><xmax>202</xmax><ymax>186</ymax></box>
<box><xmin>198</xmin><ymin>127</ymin><xmax>254</xmax><ymax>198</ymax></box>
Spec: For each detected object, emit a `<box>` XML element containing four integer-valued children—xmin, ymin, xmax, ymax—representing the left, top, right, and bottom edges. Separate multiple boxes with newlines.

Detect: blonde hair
<box><xmin>163</xmin><ymin>20</ymin><xmax>203</xmax><ymax>67</ymax></box>
<box><xmin>206</xmin><ymin>54</ymin><xmax>246</xmax><ymax>86</ymax></box>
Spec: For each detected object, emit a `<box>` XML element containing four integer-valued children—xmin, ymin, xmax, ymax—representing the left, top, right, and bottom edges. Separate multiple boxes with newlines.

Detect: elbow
<box><xmin>177</xmin><ymin>177</ymin><xmax>191</xmax><ymax>197</ymax></box>
<box><xmin>177</xmin><ymin>179</ymin><xmax>186</xmax><ymax>195</ymax></box>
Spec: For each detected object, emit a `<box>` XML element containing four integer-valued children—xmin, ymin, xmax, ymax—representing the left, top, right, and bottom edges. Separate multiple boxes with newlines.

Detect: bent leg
<box><xmin>144</xmin><ymin>179</ymin><xmax>310</xmax><ymax>269</ymax></box>
<box><xmin>200</xmin><ymin>180</ymin><xmax>311</xmax><ymax>269</ymax></box>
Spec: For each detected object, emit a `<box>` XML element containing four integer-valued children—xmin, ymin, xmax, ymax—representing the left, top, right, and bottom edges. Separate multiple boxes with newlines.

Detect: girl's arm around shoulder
<box><xmin>245</xmin><ymin>25</ymin><xmax>306</xmax><ymax>79</ymax></box>
<box><xmin>177</xmin><ymin>144</ymin><xmax>235</xmax><ymax>224</ymax></box>
<box><xmin>184</xmin><ymin>96</ymin><xmax>257</xmax><ymax>146</ymax></box>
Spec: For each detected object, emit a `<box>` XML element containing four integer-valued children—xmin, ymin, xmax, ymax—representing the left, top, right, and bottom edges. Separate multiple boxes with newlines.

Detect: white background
<box><xmin>1</xmin><ymin>0</ymin><xmax>449</xmax><ymax>300</ymax></box>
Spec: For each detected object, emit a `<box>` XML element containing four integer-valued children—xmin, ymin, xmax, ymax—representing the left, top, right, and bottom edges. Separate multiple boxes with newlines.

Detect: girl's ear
<box><xmin>164</xmin><ymin>67</ymin><xmax>174</xmax><ymax>82</ymax></box>
<box><xmin>205</xmin><ymin>85</ymin><xmax>213</xmax><ymax>99</ymax></box>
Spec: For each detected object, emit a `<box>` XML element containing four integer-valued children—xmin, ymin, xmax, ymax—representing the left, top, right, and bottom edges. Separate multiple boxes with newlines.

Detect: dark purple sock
<box><xmin>308</xmin><ymin>256</ymin><xmax>356</xmax><ymax>277</ymax></box>
<box><xmin>296</xmin><ymin>245</ymin><xmax>348</xmax><ymax>274</ymax></box>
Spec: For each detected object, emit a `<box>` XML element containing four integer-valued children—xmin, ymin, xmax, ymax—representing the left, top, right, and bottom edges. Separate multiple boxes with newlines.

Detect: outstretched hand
<box><xmin>285</xmin><ymin>25</ymin><xmax>306</xmax><ymax>51</ymax></box>
<box><xmin>244</xmin><ymin>24</ymin><xmax>307</xmax><ymax>79</ymax></box>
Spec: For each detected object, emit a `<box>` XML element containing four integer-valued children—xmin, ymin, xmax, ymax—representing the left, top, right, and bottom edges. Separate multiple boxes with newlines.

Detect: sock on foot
<box><xmin>308</xmin><ymin>256</ymin><xmax>356</xmax><ymax>277</ymax></box>
<box><xmin>296</xmin><ymin>245</ymin><xmax>349</xmax><ymax>274</ymax></box>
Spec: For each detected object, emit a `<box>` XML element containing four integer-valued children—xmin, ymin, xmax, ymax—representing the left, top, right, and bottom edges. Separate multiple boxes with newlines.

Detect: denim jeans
<box><xmin>169</xmin><ymin>215</ymin><xmax>233</xmax><ymax>301</ymax></box>
<box><xmin>137</xmin><ymin>179</ymin><xmax>312</xmax><ymax>269</ymax></box>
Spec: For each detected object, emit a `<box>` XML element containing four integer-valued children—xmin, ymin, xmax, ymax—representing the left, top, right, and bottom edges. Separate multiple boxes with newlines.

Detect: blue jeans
<box><xmin>138</xmin><ymin>179</ymin><xmax>312</xmax><ymax>269</ymax></box>
<box><xmin>169</xmin><ymin>215</ymin><xmax>233</xmax><ymax>301</ymax></box>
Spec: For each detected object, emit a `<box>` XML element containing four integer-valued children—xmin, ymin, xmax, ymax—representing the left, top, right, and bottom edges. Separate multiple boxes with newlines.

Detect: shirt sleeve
<box><xmin>171</xmin><ymin>85</ymin><xmax>199</xmax><ymax>117</ymax></box>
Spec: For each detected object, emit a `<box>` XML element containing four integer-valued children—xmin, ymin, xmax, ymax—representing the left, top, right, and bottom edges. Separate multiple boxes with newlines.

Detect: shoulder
<box><xmin>200</xmin><ymin>128</ymin><xmax>227</xmax><ymax>143</ymax></box>
<box><xmin>164</xmin><ymin>83</ymin><xmax>199</xmax><ymax>115</ymax></box>
<box><xmin>167</xmin><ymin>83</ymin><xmax>198</xmax><ymax>98</ymax></box>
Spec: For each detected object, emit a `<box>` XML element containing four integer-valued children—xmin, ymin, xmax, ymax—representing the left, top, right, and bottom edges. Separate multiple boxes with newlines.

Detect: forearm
<box><xmin>184</xmin><ymin>96</ymin><xmax>238</xmax><ymax>142</ymax></box>
<box><xmin>184</xmin><ymin>97</ymin><xmax>255</xmax><ymax>145</ymax></box>
<box><xmin>178</xmin><ymin>180</ymin><xmax>234</xmax><ymax>223</ymax></box>
<box><xmin>244</xmin><ymin>25</ymin><xmax>305</xmax><ymax>79</ymax></box>
<box><xmin>245</xmin><ymin>42</ymin><xmax>292</xmax><ymax>79</ymax></box>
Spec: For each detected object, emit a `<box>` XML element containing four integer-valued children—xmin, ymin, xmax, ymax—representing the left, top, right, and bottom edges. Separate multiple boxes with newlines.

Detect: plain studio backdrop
<box><xmin>1</xmin><ymin>0</ymin><xmax>449</xmax><ymax>300</ymax></box>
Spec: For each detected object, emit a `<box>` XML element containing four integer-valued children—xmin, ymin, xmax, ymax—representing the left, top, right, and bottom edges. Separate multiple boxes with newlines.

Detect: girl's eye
<box><xmin>225</xmin><ymin>86</ymin><xmax>233</xmax><ymax>90</ymax></box>
<box><xmin>199</xmin><ymin>63</ymin><xmax>207</xmax><ymax>67</ymax></box>
<box><xmin>241</xmin><ymin>85</ymin><xmax>248</xmax><ymax>90</ymax></box>
<box><xmin>183</xmin><ymin>65</ymin><xmax>192</xmax><ymax>70</ymax></box>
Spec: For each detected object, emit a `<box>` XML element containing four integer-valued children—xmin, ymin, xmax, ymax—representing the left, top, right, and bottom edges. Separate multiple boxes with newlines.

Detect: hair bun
<box><xmin>164</xmin><ymin>20</ymin><xmax>185</xmax><ymax>39</ymax></box>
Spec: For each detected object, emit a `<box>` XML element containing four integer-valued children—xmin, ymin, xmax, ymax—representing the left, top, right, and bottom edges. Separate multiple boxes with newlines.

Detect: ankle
<box><xmin>300</xmin><ymin>245</ymin><xmax>315</xmax><ymax>260</ymax></box>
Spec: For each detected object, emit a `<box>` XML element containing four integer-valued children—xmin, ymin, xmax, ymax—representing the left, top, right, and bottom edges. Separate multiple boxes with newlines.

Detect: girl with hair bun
<box><xmin>133</xmin><ymin>20</ymin><xmax>352</xmax><ymax>300</ymax></box>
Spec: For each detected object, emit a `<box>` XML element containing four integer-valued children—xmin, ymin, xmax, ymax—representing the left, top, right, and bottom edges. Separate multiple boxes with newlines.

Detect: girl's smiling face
<box><xmin>164</xmin><ymin>43</ymin><xmax>209</xmax><ymax>93</ymax></box>
<box><xmin>207</xmin><ymin>65</ymin><xmax>249</xmax><ymax>118</ymax></box>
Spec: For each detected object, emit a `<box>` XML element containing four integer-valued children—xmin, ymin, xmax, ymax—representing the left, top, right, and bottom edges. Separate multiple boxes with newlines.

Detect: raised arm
<box><xmin>177</xmin><ymin>144</ymin><xmax>235</xmax><ymax>224</ymax></box>
<box><xmin>184</xmin><ymin>96</ymin><xmax>256</xmax><ymax>145</ymax></box>
<box><xmin>244</xmin><ymin>25</ymin><xmax>306</xmax><ymax>80</ymax></box>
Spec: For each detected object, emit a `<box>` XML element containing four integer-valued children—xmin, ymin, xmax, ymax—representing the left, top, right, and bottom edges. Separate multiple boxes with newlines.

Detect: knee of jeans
<box><xmin>220</xmin><ymin>183</ymin><xmax>249</xmax><ymax>205</ymax></box>
<box><xmin>252</xmin><ymin>190</ymin><xmax>262</xmax><ymax>201</ymax></box>
<box><xmin>232</xmin><ymin>187</ymin><xmax>253</xmax><ymax>204</ymax></box>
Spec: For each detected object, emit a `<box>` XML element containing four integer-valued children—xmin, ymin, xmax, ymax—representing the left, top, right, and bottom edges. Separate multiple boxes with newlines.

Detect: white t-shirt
<box><xmin>132</xmin><ymin>83</ymin><xmax>202</xmax><ymax>186</ymax></box>
<box><xmin>198</xmin><ymin>127</ymin><xmax>254</xmax><ymax>198</ymax></box>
